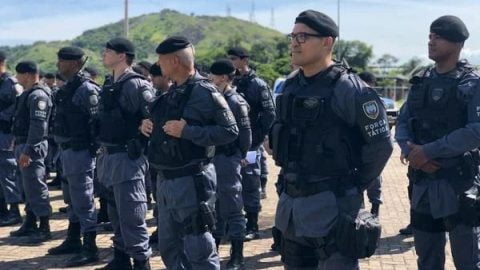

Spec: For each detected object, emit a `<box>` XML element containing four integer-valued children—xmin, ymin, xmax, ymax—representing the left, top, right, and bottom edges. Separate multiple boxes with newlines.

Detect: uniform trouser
<box><xmin>157</xmin><ymin>165</ymin><xmax>220</xmax><ymax>270</ymax></box>
<box><xmin>108</xmin><ymin>179</ymin><xmax>151</xmax><ymax>261</ymax></box>
<box><xmin>241</xmin><ymin>148</ymin><xmax>262</xmax><ymax>213</ymax></box>
<box><xmin>14</xmin><ymin>143</ymin><xmax>50</xmax><ymax>217</ymax></box>
<box><xmin>281</xmin><ymin>217</ymin><xmax>359</xmax><ymax>270</ymax></box>
<box><xmin>61</xmin><ymin>148</ymin><xmax>97</xmax><ymax>233</ymax></box>
<box><xmin>414</xmin><ymin>225</ymin><xmax>480</xmax><ymax>270</ymax></box>
<box><xmin>366</xmin><ymin>175</ymin><xmax>383</xmax><ymax>205</ymax></box>
<box><xmin>259</xmin><ymin>145</ymin><xmax>268</xmax><ymax>178</ymax></box>
<box><xmin>45</xmin><ymin>138</ymin><xmax>57</xmax><ymax>173</ymax></box>
<box><xmin>212</xmin><ymin>153</ymin><xmax>246</xmax><ymax>240</ymax></box>
<box><xmin>0</xmin><ymin>150</ymin><xmax>22</xmax><ymax>204</ymax></box>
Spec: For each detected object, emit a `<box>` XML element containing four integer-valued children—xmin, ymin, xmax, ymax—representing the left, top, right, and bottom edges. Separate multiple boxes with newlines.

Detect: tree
<box><xmin>400</xmin><ymin>57</ymin><xmax>425</xmax><ymax>76</ymax></box>
<box><xmin>333</xmin><ymin>40</ymin><xmax>373</xmax><ymax>71</ymax></box>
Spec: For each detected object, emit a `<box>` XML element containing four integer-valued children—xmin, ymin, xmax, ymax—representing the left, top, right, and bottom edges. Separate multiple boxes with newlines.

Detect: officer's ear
<box><xmin>322</xmin><ymin>37</ymin><xmax>335</xmax><ymax>52</ymax></box>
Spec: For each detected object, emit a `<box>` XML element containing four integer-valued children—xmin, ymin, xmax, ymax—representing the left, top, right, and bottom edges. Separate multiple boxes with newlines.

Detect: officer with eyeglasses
<box><xmin>270</xmin><ymin>10</ymin><xmax>392</xmax><ymax>269</ymax></box>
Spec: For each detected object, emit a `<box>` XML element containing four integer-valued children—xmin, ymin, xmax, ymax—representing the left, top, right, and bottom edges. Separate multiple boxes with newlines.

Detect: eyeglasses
<box><xmin>287</xmin><ymin>32</ymin><xmax>324</xmax><ymax>44</ymax></box>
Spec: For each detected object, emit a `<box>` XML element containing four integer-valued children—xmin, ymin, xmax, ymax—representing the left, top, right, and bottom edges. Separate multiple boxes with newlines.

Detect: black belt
<box><xmin>102</xmin><ymin>145</ymin><xmax>127</xmax><ymax>155</ymax></box>
<box><xmin>161</xmin><ymin>163</ymin><xmax>206</xmax><ymax>180</ymax></box>
<box><xmin>284</xmin><ymin>181</ymin><xmax>337</xmax><ymax>198</ymax></box>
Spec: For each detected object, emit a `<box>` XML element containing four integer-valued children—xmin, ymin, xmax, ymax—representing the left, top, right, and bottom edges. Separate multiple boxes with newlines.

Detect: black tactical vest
<box><xmin>0</xmin><ymin>73</ymin><xmax>16</xmax><ymax>112</ymax></box>
<box><xmin>53</xmin><ymin>74</ymin><xmax>96</xmax><ymax>142</ymax></box>
<box><xmin>148</xmin><ymin>78</ymin><xmax>214</xmax><ymax>168</ymax></box>
<box><xmin>271</xmin><ymin>65</ymin><xmax>362</xmax><ymax>179</ymax></box>
<box><xmin>234</xmin><ymin>71</ymin><xmax>259</xmax><ymax>123</ymax></box>
<box><xmin>12</xmin><ymin>84</ymin><xmax>51</xmax><ymax>138</ymax></box>
<box><xmin>97</xmin><ymin>73</ymin><xmax>145</xmax><ymax>145</ymax></box>
<box><xmin>407</xmin><ymin>67</ymin><xmax>469</xmax><ymax>145</ymax></box>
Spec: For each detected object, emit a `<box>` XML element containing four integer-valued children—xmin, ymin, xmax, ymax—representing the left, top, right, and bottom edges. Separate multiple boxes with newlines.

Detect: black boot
<box><xmin>148</xmin><ymin>229</ymin><xmax>158</xmax><ymax>245</ymax></box>
<box><xmin>47</xmin><ymin>176</ymin><xmax>61</xmax><ymax>188</ymax></box>
<box><xmin>65</xmin><ymin>231</ymin><xmax>99</xmax><ymax>267</ymax></box>
<box><xmin>48</xmin><ymin>222</ymin><xmax>82</xmax><ymax>255</ymax></box>
<box><xmin>214</xmin><ymin>237</ymin><xmax>221</xmax><ymax>251</ymax></box>
<box><xmin>95</xmin><ymin>248</ymin><xmax>132</xmax><ymax>270</ymax></box>
<box><xmin>260</xmin><ymin>176</ymin><xmax>267</xmax><ymax>199</ymax></box>
<box><xmin>10</xmin><ymin>210</ymin><xmax>37</xmax><ymax>237</ymax></box>
<box><xmin>226</xmin><ymin>240</ymin><xmax>245</xmax><ymax>270</ymax></box>
<box><xmin>97</xmin><ymin>197</ymin><xmax>110</xmax><ymax>223</ymax></box>
<box><xmin>0</xmin><ymin>203</ymin><xmax>22</xmax><ymax>226</ymax></box>
<box><xmin>371</xmin><ymin>203</ymin><xmax>380</xmax><ymax>217</ymax></box>
<box><xmin>28</xmin><ymin>216</ymin><xmax>51</xmax><ymax>243</ymax></box>
<box><xmin>133</xmin><ymin>258</ymin><xmax>151</xmax><ymax>270</ymax></box>
<box><xmin>244</xmin><ymin>212</ymin><xmax>260</xmax><ymax>241</ymax></box>
<box><xmin>271</xmin><ymin>226</ymin><xmax>282</xmax><ymax>252</ymax></box>
<box><xmin>0</xmin><ymin>196</ymin><xmax>8</xmax><ymax>220</ymax></box>
<box><xmin>399</xmin><ymin>224</ymin><xmax>413</xmax><ymax>235</ymax></box>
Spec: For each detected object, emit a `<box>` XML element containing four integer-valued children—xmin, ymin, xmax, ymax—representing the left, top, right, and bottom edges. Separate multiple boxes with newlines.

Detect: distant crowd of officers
<box><xmin>0</xmin><ymin>8</ymin><xmax>479</xmax><ymax>270</ymax></box>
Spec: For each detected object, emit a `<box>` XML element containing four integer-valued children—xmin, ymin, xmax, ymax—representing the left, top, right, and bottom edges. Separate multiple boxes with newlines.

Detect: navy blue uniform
<box><xmin>13</xmin><ymin>83</ymin><xmax>52</xmax><ymax>218</ymax></box>
<box><xmin>54</xmin><ymin>74</ymin><xmax>100</xmax><ymax>233</ymax></box>
<box><xmin>148</xmin><ymin>72</ymin><xmax>238</xmax><ymax>270</ymax></box>
<box><xmin>96</xmin><ymin>69</ymin><xmax>153</xmax><ymax>261</ymax></box>
<box><xmin>213</xmin><ymin>88</ymin><xmax>251</xmax><ymax>241</ymax></box>
<box><xmin>395</xmin><ymin>62</ymin><xmax>480</xmax><ymax>270</ymax></box>
<box><xmin>0</xmin><ymin>73</ymin><xmax>22</xmax><ymax>206</ymax></box>
<box><xmin>271</xmin><ymin>64</ymin><xmax>392</xmax><ymax>269</ymax></box>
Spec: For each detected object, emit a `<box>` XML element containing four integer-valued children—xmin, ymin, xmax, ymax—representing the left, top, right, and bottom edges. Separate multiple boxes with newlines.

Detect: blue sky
<box><xmin>1</xmin><ymin>0</ymin><xmax>479</xmax><ymax>64</ymax></box>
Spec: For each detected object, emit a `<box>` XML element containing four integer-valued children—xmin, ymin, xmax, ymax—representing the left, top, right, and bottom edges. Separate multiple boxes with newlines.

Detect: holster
<box><xmin>334</xmin><ymin>209</ymin><xmax>381</xmax><ymax>259</ymax></box>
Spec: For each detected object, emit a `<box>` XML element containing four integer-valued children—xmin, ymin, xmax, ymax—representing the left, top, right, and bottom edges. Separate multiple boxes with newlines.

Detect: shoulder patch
<box><xmin>142</xmin><ymin>90</ymin><xmax>154</xmax><ymax>102</ymax></box>
<box><xmin>211</xmin><ymin>91</ymin><xmax>229</xmax><ymax>109</ymax></box>
<box><xmin>37</xmin><ymin>100</ymin><xmax>47</xmax><ymax>110</ymax></box>
<box><xmin>362</xmin><ymin>100</ymin><xmax>379</xmax><ymax>120</ymax></box>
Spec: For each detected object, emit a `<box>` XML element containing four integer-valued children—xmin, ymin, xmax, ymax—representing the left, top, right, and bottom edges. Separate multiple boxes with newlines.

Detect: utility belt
<box><xmin>281</xmin><ymin>173</ymin><xmax>355</xmax><ymax>198</ymax></box>
<box><xmin>215</xmin><ymin>144</ymin><xmax>238</xmax><ymax>157</ymax></box>
<box><xmin>160</xmin><ymin>162</ymin><xmax>208</xmax><ymax>180</ymax></box>
<box><xmin>60</xmin><ymin>141</ymin><xmax>91</xmax><ymax>151</ymax></box>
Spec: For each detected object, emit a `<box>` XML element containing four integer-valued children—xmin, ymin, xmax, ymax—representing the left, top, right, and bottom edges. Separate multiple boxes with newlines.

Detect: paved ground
<box><xmin>0</xmin><ymin>143</ymin><xmax>457</xmax><ymax>269</ymax></box>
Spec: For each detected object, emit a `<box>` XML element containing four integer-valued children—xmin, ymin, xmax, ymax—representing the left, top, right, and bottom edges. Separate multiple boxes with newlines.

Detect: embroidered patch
<box><xmin>362</xmin><ymin>100</ymin><xmax>379</xmax><ymax>120</ymax></box>
<box><xmin>89</xmin><ymin>95</ymin><xmax>99</xmax><ymax>105</ymax></box>
<box><xmin>37</xmin><ymin>100</ymin><xmax>47</xmax><ymax>110</ymax></box>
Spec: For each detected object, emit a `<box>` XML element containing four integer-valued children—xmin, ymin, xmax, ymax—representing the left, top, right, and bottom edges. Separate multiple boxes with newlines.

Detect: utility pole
<box><xmin>249</xmin><ymin>1</ymin><xmax>256</xmax><ymax>23</ymax></box>
<box><xmin>226</xmin><ymin>4</ymin><xmax>231</xmax><ymax>17</ymax></box>
<box><xmin>270</xmin><ymin>8</ymin><xmax>275</xmax><ymax>28</ymax></box>
<box><xmin>337</xmin><ymin>0</ymin><xmax>340</xmax><ymax>42</ymax></box>
<box><xmin>124</xmin><ymin>0</ymin><xmax>129</xmax><ymax>38</ymax></box>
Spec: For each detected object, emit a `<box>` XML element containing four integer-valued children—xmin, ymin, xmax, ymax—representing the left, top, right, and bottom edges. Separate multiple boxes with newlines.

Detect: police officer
<box><xmin>11</xmin><ymin>61</ymin><xmax>53</xmax><ymax>243</ymax></box>
<box><xmin>46</xmin><ymin>47</ymin><xmax>100</xmax><ymax>267</ymax></box>
<box><xmin>43</xmin><ymin>72</ymin><xmax>60</xmax><ymax>186</ymax></box>
<box><xmin>209</xmin><ymin>59</ymin><xmax>251</xmax><ymax>269</ymax></box>
<box><xmin>149</xmin><ymin>63</ymin><xmax>171</xmax><ymax>94</ymax></box>
<box><xmin>395</xmin><ymin>16</ymin><xmax>480</xmax><ymax>270</ymax></box>
<box><xmin>270</xmin><ymin>10</ymin><xmax>392</xmax><ymax>269</ymax></box>
<box><xmin>140</xmin><ymin>36</ymin><xmax>238</xmax><ymax>270</ymax></box>
<box><xmin>227</xmin><ymin>47</ymin><xmax>275</xmax><ymax>241</ymax></box>
<box><xmin>84</xmin><ymin>66</ymin><xmax>99</xmax><ymax>83</ymax></box>
<box><xmin>358</xmin><ymin>71</ymin><xmax>383</xmax><ymax>217</ymax></box>
<box><xmin>96</xmin><ymin>37</ymin><xmax>153</xmax><ymax>270</ymax></box>
<box><xmin>0</xmin><ymin>51</ymin><xmax>23</xmax><ymax>227</ymax></box>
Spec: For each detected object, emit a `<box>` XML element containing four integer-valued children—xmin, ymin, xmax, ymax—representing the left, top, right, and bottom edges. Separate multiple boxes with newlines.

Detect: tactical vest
<box><xmin>407</xmin><ymin>67</ymin><xmax>469</xmax><ymax>145</ymax></box>
<box><xmin>53</xmin><ymin>74</ymin><xmax>96</xmax><ymax>142</ymax></box>
<box><xmin>97</xmin><ymin>73</ymin><xmax>145</xmax><ymax>145</ymax></box>
<box><xmin>234</xmin><ymin>71</ymin><xmax>260</xmax><ymax>123</ymax></box>
<box><xmin>148</xmin><ymin>78</ymin><xmax>214</xmax><ymax>168</ymax></box>
<box><xmin>0</xmin><ymin>73</ymin><xmax>16</xmax><ymax>133</ymax></box>
<box><xmin>12</xmin><ymin>84</ymin><xmax>51</xmax><ymax>138</ymax></box>
<box><xmin>271</xmin><ymin>65</ymin><xmax>362</xmax><ymax>180</ymax></box>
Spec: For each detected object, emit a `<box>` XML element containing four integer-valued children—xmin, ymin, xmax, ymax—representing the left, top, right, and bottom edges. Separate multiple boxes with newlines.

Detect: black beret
<box><xmin>0</xmin><ymin>51</ymin><xmax>6</xmax><ymax>62</ymax></box>
<box><xmin>227</xmin><ymin>47</ymin><xmax>249</xmax><ymax>58</ymax></box>
<box><xmin>149</xmin><ymin>63</ymin><xmax>163</xmax><ymax>77</ymax></box>
<box><xmin>84</xmin><ymin>66</ymin><xmax>98</xmax><ymax>77</ymax></box>
<box><xmin>156</xmin><ymin>36</ymin><xmax>192</xmax><ymax>54</ymax></box>
<box><xmin>137</xmin><ymin>60</ymin><xmax>152</xmax><ymax>71</ymax></box>
<box><xmin>106</xmin><ymin>37</ymin><xmax>135</xmax><ymax>56</ymax></box>
<box><xmin>295</xmin><ymin>10</ymin><xmax>338</xmax><ymax>37</ymax></box>
<box><xmin>15</xmin><ymin>61</ymin><xmax>39</xmax><ymax>74</ymax></box>
<box><xmin>430</xmin><ymin>15</ymin><xmax>469</xmax><ymax>42</ymax></box>
<box><xmin>44</xmin><ymin>72</ymin><xmax>56</xmax><ymax>79</ymax></box>
<box><xmin>210</xmin><ymin>58</ymin><xmax>236</xmax><ymax>75</ymax></box>
<box><xmin>57</xmin><ymin>46</ymin><xmax>84</xmax><ymax>60</ymax></box>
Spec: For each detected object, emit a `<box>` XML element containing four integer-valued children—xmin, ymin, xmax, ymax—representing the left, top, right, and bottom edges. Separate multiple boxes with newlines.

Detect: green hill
<box><xmin>0</xmin><ymin>9</ymin><xmax>290</xmax><ymax>85</ymax></box>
